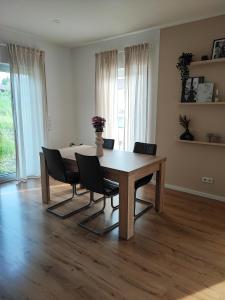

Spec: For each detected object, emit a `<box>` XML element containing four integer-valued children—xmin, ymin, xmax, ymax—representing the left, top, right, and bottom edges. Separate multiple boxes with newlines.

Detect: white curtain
<box><xmin>8</xmin><ymin>44</ymin><xmax>47</xmax><ymax>180</ymax></box>
<box><xmin>95</xmin><ymin>50</ymin><xmax>118</xmax><ymax>139</ymax></box>
<box><xmin>124</xmin><ymin>43</ymin><xmax>150</xmax><ymax>151</ymax></box>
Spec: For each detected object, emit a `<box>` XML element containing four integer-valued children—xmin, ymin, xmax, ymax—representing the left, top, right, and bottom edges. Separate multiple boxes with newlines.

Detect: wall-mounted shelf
<box><xmin>179</xmin><ymin>101</ymin><xmax>225</xmax><ymax>105</ymax></box>
<box><xmin>177</xmin><ymin>140</ymin><xmax>225</xmax><ymax>147</ymax></box>
<box><xmin>190</xmin><ymin>57</ymin><xmax>225</xmax><ymax>66</ymax></box>
<box><xmin>178</xmin><ymin>53</ymin><xmax>225</xmax><ymax>150</ymax></box>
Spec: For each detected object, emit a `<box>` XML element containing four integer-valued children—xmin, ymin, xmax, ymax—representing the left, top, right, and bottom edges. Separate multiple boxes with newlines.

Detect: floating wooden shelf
<box><xmin>178</xmin><ymin>56</ymin><xmax>225</xmax><ymax>148</ymax></box>
<box><xmin>190</xmin><ymin>57</ymin><xmax>225</xmax><ymax>66</ymax></box>
<box><xmin>177</xmin><ymin>140</ymin><xmax>225</xmax><ymax>147</ymax></box>
<box><xmin>179</xmin><ymin>101</ymin><xmax>225</xmax><ymax>105</ymax></box>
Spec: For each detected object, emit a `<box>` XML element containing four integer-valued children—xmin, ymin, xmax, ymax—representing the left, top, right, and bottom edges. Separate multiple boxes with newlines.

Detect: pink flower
<box><xmin>92</xmin><ymin>116</ymin><xmax>106</xmax><ymax>132</ymax></box>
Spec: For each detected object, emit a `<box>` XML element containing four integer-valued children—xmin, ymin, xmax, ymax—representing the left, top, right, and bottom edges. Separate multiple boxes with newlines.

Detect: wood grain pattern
<box><xmin>155</xmin><ymin>159</ymin><xmax>166</xmax><ymax>212</ymax></box>
<box><xmin>118</xmin><ymin>172</ymin><xmax>135</xmax><ymax>239</ymax></box>
<box><xmin>190</xmin><ymin>57</ymin><xmax>225</xmax><ymax>66</ymax></box>
<box><xmin>59</xmin><ymin>145</ymin><xmax>165</xmax><ymax>174</ymax></box>
<box><xmin>179</xmin><ymin>101</ymin><xmax>225</xmax><ymax>105</ymax></box>
<box><xmin>177</xmin><ymin>140</ymin><xmax>225</xmax><ymax>147</ymax></box>
<box><xmin>40</xmin><ymin>152</ymin><xmax>50</xmax><ymax>204</ymax></box>
<box><xmin>1</xmin><ymin>179</ymin><xmax>225</xmax><ymax>299</ymax></box>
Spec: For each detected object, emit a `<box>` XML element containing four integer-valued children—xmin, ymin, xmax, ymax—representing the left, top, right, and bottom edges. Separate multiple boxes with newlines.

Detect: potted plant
<box><xmin>92</xmin><ymin>116</ymin><xmax>106</xmax><ymax>156</ymax></box>
<box><xmin>179</xmin><ymin>115</ymin><xmax>194</xmax><ymax>141</ymax></box>
<box><xmin>176</xmin><ymin>52</ymin><xmax>193</xmax><ymax>102</ymax></box>
<box><xmin>176</xmin><ymin>52</ymin><xmax>193</xmax><ymax>80</ymax></box>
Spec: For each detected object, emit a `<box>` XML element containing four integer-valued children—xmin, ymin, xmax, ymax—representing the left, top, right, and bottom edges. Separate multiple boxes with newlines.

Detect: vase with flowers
<box><xmin>92</xmin><ymin>116</ymin><xmax>106</xmax><ymax>156</ymax></box>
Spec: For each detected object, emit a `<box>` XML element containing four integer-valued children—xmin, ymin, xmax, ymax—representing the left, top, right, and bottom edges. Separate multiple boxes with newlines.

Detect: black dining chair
<box><xmin>75</xmin><ymin>153</ymin><xmax>119</xmax><ymax>235</ymax></box>
<box><xmin>103</xmin><ymin>138</ymin><xmax>115</xmax><ymax>150</ymax></box>
<box><xmin>42</xmin><ymin>147</ymin><xmax>90</xmax><ymax>219</ymax></box>
<box><xmin>95</xmin><ymin>138</ymin><xmax>116</xmax><ymax>203</ymax></box>
<box><xmin>133</xmin><ymin>142</ymin><xmax>157</xmax><ymax>219</ymax></box>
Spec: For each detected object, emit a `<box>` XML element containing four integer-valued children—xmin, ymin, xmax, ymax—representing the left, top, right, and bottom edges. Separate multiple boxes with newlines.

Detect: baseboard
<box><xmin>151</xmin><ymin>180</ymin><xmax>225</xmax><ymax>203</ymax></box>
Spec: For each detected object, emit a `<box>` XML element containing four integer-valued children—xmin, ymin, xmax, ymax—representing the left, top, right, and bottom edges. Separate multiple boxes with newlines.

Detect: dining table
<box><xmin>40</xmin><ymin>145</ymin><xmax>166</xmax><ymax>240</ymax></box>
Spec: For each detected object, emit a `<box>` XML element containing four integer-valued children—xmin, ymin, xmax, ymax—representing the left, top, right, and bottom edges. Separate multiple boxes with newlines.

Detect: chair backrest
<box><xmin>103</xmin><ymin>138</ymin><xmax>115</xmax><ymax>150</ymax></box>
<box><xmin>75</xmin><ymin>153</ymin><xmax>105</xmax><ymax>194</ymax></box>
<box><xmin>42</xmin><ymin>147</ymin><xmax>66</xmax><ymax>182</ymax></box>
<box><xmin>133</xmin><ymin>142</ymin><xmax>157</xmax><ymax>156</ymax></box>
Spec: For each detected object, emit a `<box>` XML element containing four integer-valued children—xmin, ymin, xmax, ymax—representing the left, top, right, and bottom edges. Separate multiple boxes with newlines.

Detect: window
<box><xmin>95</xmin><ymin>44</ymin><xmax>151</xmax><ymax>151</ymax></box>
<box><xmin>0</xmin><ymin>63</ymin><xmax>16</xmax><ymax>181</ymax></box>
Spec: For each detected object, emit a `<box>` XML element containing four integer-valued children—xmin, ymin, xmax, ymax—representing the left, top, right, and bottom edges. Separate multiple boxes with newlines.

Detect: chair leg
<box><xmin>79</xmin><ymin>196</ymin><xmax>119</xmax><ymax>235</ymax></box>
<box><xmin>92</xmin><ymin>195</ymin><xmax>119</xmax><ymax>211</ymax></box>
<box><xmin>134</xmin><ymin>189</ymin><xmax>153</xmax><ymax>220</ymax></box>
<box><xmin>92</xmin><ymin>193</ymin><xmax>104</xmax><ymax>203</ymax></box>
<box><xmin>93</xmin><ymin>196</ymin><xmax>119</xmax><ymax>210</ymax></box>
<box><xmin>92</xmin><ymin>196</ymin><xmax>104</xmax><ymax>204</ymax></box>
<box><xmin>74</xmin><ymin>184</ymin><xmax>90</xmax><ymax>196</ymax></box>
<box><xmin>111</xmin><ymin>196</ymin><xmax>119</xmax><ymax>210</ymax></box>
<box><xmin>47</xmin><ymin>185</ymin><xmax>92</xmax><ymax>219</ymax></box>
<box><xmin>93</xmin><ymin>195</ymin><xmax>119</xmax><ymax>209</ymax></box>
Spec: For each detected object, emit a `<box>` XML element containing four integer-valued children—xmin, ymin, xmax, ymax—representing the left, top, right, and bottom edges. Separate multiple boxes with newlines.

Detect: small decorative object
<box><xmin>69</xmin><ymin>142</ymin><xmax>76</xmax><ymax>147</ymax></box>
<box><xmin>92</xmin><ymin>116</ymin><xmax>106</xmax><ymax>156</ymax></box>
<box><xmin>201</xmin><ymin>55</ymin><xmax>209</xmax><ymax>61</ymax></box>
<box><xmin>179</xmin><ymin>115</ymin><xmax>194</xmax><ymax>141</ymax></box>
<box><xmin>214</xmin><ymin>88</ymin><xmax>220</xmax><ymax>102</ymax></box>
<box><xmin>196</xmin><ymin>82</ymin><xmax>214</xmax><ymax>102</ymax></box>
<box><xmin>206</xmin><ymin>133</ymin><xmax>221</xmax><ymax>143</ymax></box>
<box><xmin>176</xmin><ymin>53</ymin><xmax>193</xmax><ymax>102</ymax></box>
<box><xmin>212</xmin><ymin>38</ymin><xmax>225</xmax><ymax>59</ymax></box>
<box><xmin>183</xmin><ymin>76</ymin><xmax>204</xmax><ymax>102</ymax></box>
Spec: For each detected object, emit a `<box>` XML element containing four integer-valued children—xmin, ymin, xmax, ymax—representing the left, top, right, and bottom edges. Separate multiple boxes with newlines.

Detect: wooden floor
<box><xmin>1</xmin><ymin>180</ymin><xmax>225</xmax><ymax>300</ymax></box>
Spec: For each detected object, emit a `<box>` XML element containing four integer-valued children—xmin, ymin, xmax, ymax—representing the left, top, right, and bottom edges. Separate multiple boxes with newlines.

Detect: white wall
<box><xmin>0</xmin><ymin>26</ymin><xmax>75</xmax><ymax>148</ymax></box>
<box><xmin>71</xmin><ymin>29</ymin><xmax>160</xmax><ymax>145</ymax></box>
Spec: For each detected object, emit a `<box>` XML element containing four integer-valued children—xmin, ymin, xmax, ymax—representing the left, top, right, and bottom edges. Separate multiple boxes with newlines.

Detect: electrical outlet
<box><xmin>202</xmin><ymin>177</ymin><xmax>214</xmax><ymax>184</ymax></box>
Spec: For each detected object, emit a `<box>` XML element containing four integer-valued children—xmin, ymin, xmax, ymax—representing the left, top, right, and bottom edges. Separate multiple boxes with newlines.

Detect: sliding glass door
<box><xmin>0</xmin><ymin>63</ymin><xmax>16</xmax><ymax>182</ymax></box>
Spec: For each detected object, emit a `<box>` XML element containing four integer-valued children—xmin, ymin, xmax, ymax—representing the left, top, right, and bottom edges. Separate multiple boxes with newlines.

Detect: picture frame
<box><xmin>181</xmin><ymin>76</ymin><xmax>204</xmax><ymax>102</ymax></box>
<box><xmin>211</xmin><ymin>38</ymin><xmax>225</xmax><ymax>59</ymax></box>
<box><xmin>196</xmin><ymin>82</ymin><xmax>214</xmax><ymax>102</ymax></box>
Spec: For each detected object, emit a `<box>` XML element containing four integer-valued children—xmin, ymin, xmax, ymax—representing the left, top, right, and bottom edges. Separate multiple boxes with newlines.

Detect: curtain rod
<box><xmin>118</xmin><ymin>42</ymin><xmax>149</xmax><ymax>53</ymax></box>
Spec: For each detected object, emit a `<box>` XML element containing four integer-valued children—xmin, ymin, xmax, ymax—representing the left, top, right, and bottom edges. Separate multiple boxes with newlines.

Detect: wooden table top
<box><xmin>59</xmin><ymin>145</ymin><xmax>166</xmax><ymax>174</ymax></box>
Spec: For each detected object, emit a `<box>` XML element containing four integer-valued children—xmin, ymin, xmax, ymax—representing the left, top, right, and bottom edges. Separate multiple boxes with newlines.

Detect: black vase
<box><xmin>180</xmin><ymin>128</ymin><xmax>194</xmax><ymax>141</ymax></box>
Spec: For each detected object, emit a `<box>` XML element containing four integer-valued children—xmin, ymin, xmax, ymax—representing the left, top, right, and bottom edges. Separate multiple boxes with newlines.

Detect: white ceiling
<box><xmin>1</xmin><ymin>0</ymin><xmax>225</xmax><ymax>48</ymax></box>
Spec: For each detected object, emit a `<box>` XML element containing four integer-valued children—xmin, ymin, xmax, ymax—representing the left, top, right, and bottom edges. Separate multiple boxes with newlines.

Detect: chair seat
<box><xmin>135</xmin><ymin>174</ymin><xmax>153</xmax><ymax>190</ymax></box>
<box><xmin>103</xmin><ymin>179</ymin><xmax>119</xmax><ymax>196</ymax></box>
<box><xmin>65</xmin><ymin>171</ymin><xmax>80</xmax><ymax>184</ymax></box>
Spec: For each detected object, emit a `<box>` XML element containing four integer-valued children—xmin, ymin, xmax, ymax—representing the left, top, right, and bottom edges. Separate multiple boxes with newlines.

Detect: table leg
<box><xmin>40</xmin><ymin>152</ymin><xmax>50</xmax><ymax>204</ymax></box>
<box><xmin>155</xmin><ymin>160</ymin><xmax>166</xmax><ymax>212</ymax></box>
<box><xmin>90</xmin><ymin>191</ymin><xmax>94</xmax><ymax>202</ymax></box>
<box><xmin>119</xmin><ymin>173</ymin><xmax>135</xmax><ymax>240</ymax></box>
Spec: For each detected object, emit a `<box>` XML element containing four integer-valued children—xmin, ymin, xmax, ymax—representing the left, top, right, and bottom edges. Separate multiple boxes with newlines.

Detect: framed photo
<box><xmin>196</xmin><ymin>83</ymin><xmax>214</xmax><ymax>102</ymax></box>
<box><xmin>211</xmin><ymin>38</ymin><xmax>225</xmax><ymax>59</ymax></box>
<box><xmin>181</xmin><ymin>76</ymin><xmax>204</xmax><ymax>102</ymax></box>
